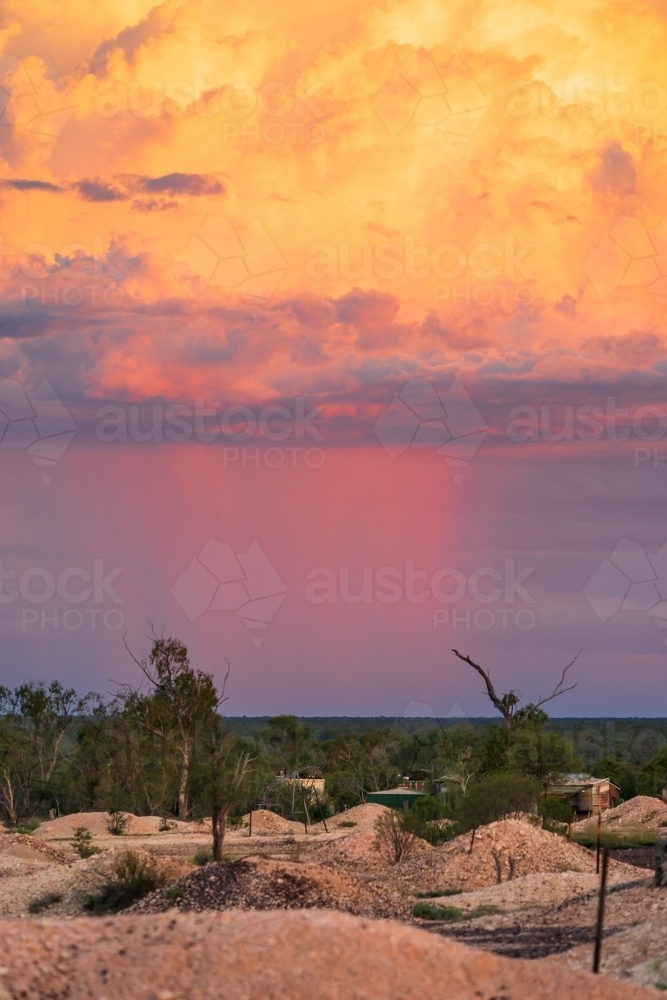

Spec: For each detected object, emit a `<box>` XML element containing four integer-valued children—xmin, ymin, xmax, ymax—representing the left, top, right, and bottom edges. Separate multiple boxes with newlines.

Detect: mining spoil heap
<box><xmin>0</xmin><ymin>909</ymin><xmax>656</xmax><ymax>1000</ymax></box>
<box><xmin>390</xmin><ymin>818</ymin><xmax>644</xmax><ymax>893</ymax></box>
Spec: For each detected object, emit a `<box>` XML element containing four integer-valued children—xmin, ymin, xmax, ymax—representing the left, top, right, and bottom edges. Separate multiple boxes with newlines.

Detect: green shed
<box><xmin>366</xmin><ymin>788</ymin><xmax>427</xmax><ymax>810</ymax></box>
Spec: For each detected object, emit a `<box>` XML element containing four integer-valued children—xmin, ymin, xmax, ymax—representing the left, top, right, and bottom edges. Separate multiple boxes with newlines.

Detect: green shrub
<box><xmin>539</xmin><ymin>797</ymin><xmax>573</xmax><ymax>826</ymax></box>
<box><xmin>415</xmin><ymin>888</ymin><xmax>462</xmax><ymax>898</ymax></box>
<box><xmin>469</xmin><ymin>904</ymin><xmax>500</xmax><ymax>918</ymax></box>
<box><xmin>227</xmin><ymin>815</ymin><xmax>245</xmax><ymax>828</ymax></box>
<box><xmin>572</xmin><ymin>827</ymin><xmax>658</xmax><ymax>849</ymax></box>
<box><xmin>84</xmin><ymin>851</ymin><xmax>163</xmax><ymax>913</ymax></box>
<box><xmin>27</xmin><ymin>892</ymin><xmax>62</xmax><ymax>914</ymax></box>
<box><xmin>638</xmin><ymin>747</ymin><xmax>667</xmax><ymax>797</ymax></box>
<box><xmin>190</xmin><ymin>846</ymin><xmax>213</xmax><ymax>866</ymax></box>
<box><xmin>412</xmin><ymin>902</ymin><xmax>462</xmax><ymax>920</ymax></box>
<box><xmin>164</xmin><ymin>885</ymin><xmax>184</xmax><ymax>900</ymax></box>
<box><xmin>339</xmin><ymin>820</ymin><xmax>357</xmax><ymax>828</ymax></box>
<box><xmin>4</xmin><ymin>818</ymin><xmax>41</xmax><ymax>835</ymax></box>
<box><xmin>412</xmin><ymin>901</ymin><xmax>500</xmax><ymax>921</ymax></box>
<box><xmin>105</xmin><ymin>810</ymin><xmax>132</xmax><ymax>836</ymax></box>
<box><xmin>72</xmin><ymin>827</ymin><xmax>102</xmax><ymax>859</ymax></box>
<box><xmin>459</xmin><ymin>773</ymin><xmax>542</xmax><ymax>831</ymax></box>
<box><xmin>401</xmin><ymin>796</ymin><xmax>457</xmax><ymax>846</ymax></box>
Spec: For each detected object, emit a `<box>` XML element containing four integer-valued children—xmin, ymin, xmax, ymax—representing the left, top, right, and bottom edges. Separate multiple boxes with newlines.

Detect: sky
<box><xmin>2</xmin><ymin>0</ymin><xmax>667</xmax><ymax>716</ymax></box>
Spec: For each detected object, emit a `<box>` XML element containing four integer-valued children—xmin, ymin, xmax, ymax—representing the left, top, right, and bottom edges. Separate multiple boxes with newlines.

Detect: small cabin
<box><xmin>547</xmin><ymin>774</ymin><xmax>620</xmax><ymax>820</ymax></box>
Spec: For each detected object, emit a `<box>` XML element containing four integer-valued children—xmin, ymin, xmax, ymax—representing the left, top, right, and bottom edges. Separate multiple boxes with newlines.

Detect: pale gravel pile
<box><xmin>0</xmin><ymin>834</ymin><xmax>71</xmax><ymax>863</ymax></box>
<box><xmin>0</xmin><ymin>847</ymin><xmax>192</xmax><ymax>918</ymax></box>
<box><xmin>557</xmin><ymin>881</ymin><xmax>667</xmax><ymax>986</ymax></box>
<box><xmin>240</xmin><ymin>810</ymin><xmax>305</xmax><ymax>835</ymax></box>
<box><xmin>313</xmin><ymin>802</ymin><xmax>392</xmax><ymax>833</ymax></box>
<box><xmin>0</xmin><ymin>852</ymin><xmax>115</xmax><ymax>918</ymax></box>
<box><xmin>573</xmin><ymin>795</ymin><xmax>667</xmax><ymax>832</ymax></box>
<box><xmin>390</xmin><ymin>819</ymin><xmax>644</xmax><ymax>893</ymax></box>
<box><xmin>0</xmin><ymin>909</ymin><xmax>655</xmax><ymax>999</ymax></box>
<box><xmin>34</xmin><ymin>812</ymin><xmax>194</xmax><ymax>839</ymax></box>
<box><xmin>439</xmin><ymin>870</ymin><xmax>641</xmax><ymax>914</ymax></box>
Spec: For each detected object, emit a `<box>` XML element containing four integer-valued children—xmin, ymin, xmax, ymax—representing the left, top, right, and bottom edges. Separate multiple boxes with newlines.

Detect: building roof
<box><xmin>368</xmin><ymin>788</ymin><xmax>426</xmax><ymax>796</ymax></box>
<box><xmin>548</xmin><ymin>774</ymin><xmax>620</xmax><ymax>792</ymax></box>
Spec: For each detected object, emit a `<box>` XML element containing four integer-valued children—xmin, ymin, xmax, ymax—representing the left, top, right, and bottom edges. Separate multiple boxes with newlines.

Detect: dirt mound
<box><xmin>0</xmin><ymin>909</ymin><xmax>654</xmax><ymax>999</ymax></box>
<box><xmin>33</xmin><ymin>812</ymin><xmax>192</xmax><ymax>839</ymax></box>
<box><xmin>240</xmin><ymin>810</ymin><xmax>305</xmax><ymax>835</ymax></box>
<box><xmin>131</xmin><ymin>856</ymin><xmax>366</xmax><ymax>915</ymax></box>
<box><xmin>314</xmin><ymin>802</ymin><xmax>392</xmax><ymax>833</ymax></box>
<box><xmin>0</xmin><ymin>833</ymin><xmax>71</xmax><ymax>864</ymax></box>
<box><xmin>394</xmin><ymin>819</ymin><xmax>644</xmax><ymax>893</ymax></box>
<box><xmin>314</xmin><ymin>823</ymin><xmax>432</xmax><ymax>873</ymax></box>
<box><xmin>561</xmin><ymin>888</ymin><xmax>667</xmax><ymax>987</ymax></box>
<box><xmin>0</xmin><ymin>847</ymin><xmax>191</xmax><ymax>919</ymax></box>
<box><xmin>574</xmin><ymin>795</ymin><xmax>667</xmax><ymax>831</ymax></box>
<box><xmin>438</xmin><ymin>871</ymin><xmax>634</xmax><ymax>915</ymax></box>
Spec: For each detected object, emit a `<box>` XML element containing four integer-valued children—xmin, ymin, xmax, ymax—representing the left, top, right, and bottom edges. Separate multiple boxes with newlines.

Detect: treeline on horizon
<box><xmin>1</xmin><ymin>633</ymin><xmax>666</xmax><ymax>831</ymax></box>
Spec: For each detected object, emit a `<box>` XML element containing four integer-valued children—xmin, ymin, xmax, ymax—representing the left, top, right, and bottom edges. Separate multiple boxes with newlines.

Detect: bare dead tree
<box><xmin>491</xmin><ymin>848</ymin><xmax>503</xmax><ymax>884</ymax></box>
<box><xmin>451</xmin><ymin>650</ymin><xmax>581</xmax><ymax>729</ymax></box>
<box><xmin>374</xmin><ymin>810</ymin><xmax>417</xmax><ymax>865</ymax></box>
<box><xmin>440</xmin><ymin>746</ymin><xmax>477</xmax><ymax>795</ymax></box>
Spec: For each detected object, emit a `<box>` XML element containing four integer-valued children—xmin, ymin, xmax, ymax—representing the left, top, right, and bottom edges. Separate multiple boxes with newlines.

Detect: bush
<box><xmin>459</xmin><ymin>773</ymin><xmax>542</xmax><ymax>831</ymax></box>
<box><xmin>84</xmin><ymin>851</ymin><xmax>163</xmax><ymax>913</ymax></box>
<box><xmin>307</xmin><ymin>798</ymin><xmax>332</xmax><ymax>822</ymax></box>
<box><xmin>412</xmin><ymin>902</ymin><xmax>462</xmax><ymax>920</ymax></box>
<box><xmin>402</xmin><ymin>796</ymin><xmax>457</xmax><ymax>846</ymax></box>
<box><xmin>27</xmin><ymin>892</ymin><xmax>62</xmax><ymax>914</ymax></box>
<box><xmin>339</xmin><ymin>820</ymin><xmax>357</xmax><ymax>828</ymax></box>
<box><xmin>572</xmin><ymin>826</ymin><xmax>659</xmax><ymax>849</ymax></box>
<box><xmin>4</xmin><ymin>818</ymin><xmax>41</xmax><ymax>835</ymax></box>
<box><xmin>72</xmin><ymin>827</ymin><xmax>102</xmax><ymax>858</ymax></box>
<box><xmin>412</xmin><ymin>902</ymin><xmax>500</xmax><ymax>921</ymax></box>
<box><xmin>191</xmin><ymin>846</ymin><xmax>213</xmax><ymax>866</ymax></box>
<box><xmin>638</xmin><ymin>747</ymin><xmax>667</xmax><ymax>797</ymax></box>
<box><xmin>374</xmin><ymin>810</ymin><xmax>418</xmax><ymax>864</ymax></box>
<box><xmin>164</xmin><ymin>885</ymin><xmax>184</xmax><ymax>900</ymax></box>
<box><xmin>539</xmin><ymin>797</ymin><xmax>573</xmax><ymax>831</ymax></box>
<box><xmin>415</xmin><ymin>888</ymin><xmax>462</xmax><ymax>898</ymax></box>
<box><xmin>105</xmin><ymin>810</ymin><xmax>132</xmax><ymax>836</ymax></box>
<box><xmin>227</xmin><ymin>815</ymin><xmax>245</xmax><ymax>828</ymax></box>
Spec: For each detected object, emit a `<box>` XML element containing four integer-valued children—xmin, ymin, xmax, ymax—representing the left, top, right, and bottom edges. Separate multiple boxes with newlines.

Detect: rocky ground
<box><xmin>1</xmin><ymin>801</ymin><xmax>664</xmax><ymax>992</ymax></box>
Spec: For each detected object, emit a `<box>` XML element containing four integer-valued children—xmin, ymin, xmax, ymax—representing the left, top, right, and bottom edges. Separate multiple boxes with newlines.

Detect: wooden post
<box><xmin>593</xmin><ymin>847</ymin><xmax>610</xmax><ymax>973</ymax></box>
<box><xmin>311</xmin><ymin>783</ymin><xmax>329</xmax><ymax>833</ymax></box>
<box><xmin>470</xmin><ymin>827</ymin><xmax>476</xmax><ymax>854</ymax></box>
<box><xmin>299</xmin><ymin>782</ymin><xmax>309</xmax><ymax>833</ymax></box>
<box><xmin>596</xmin><ymin>811</ymin><xmax>602</xmax><ymax>874</ymax></box>
<box><xmin>248</xmin><ymin>809</ymin><xmax>252</xmax><ymax>837</ymax></box>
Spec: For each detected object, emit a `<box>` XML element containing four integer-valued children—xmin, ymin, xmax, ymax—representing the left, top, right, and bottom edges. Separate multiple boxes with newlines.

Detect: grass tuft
<box><xmin>28</xmin><ymin>892</ymin><xmax>62</xmax><ymax>914</ymax></box>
